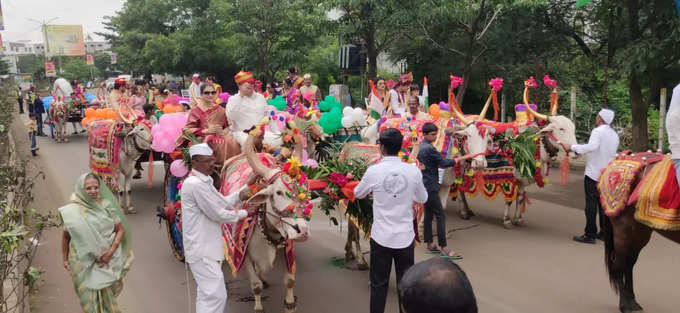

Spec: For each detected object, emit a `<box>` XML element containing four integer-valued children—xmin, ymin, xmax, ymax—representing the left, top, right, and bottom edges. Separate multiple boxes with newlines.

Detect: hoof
<box><xmin>254</xmin><ymin>309</ymin><xmax>265</xmax><ymax>313</ymax></box>
<box><xmin>503</xmin><ymin>219</ymin><xmax>513</xmax><ymax>229</ymax></box>
<box><xmin>126</xmin><ymin>207</ymin><xmax>138</xmax><ymax>214</ymax></box>
<box><xmin>458</xmin><ymin>210</ymin><xmax>471</xmax><ymax>220</ymax></box>
<box><xmin>356</xmin><ymin>261</ymin><xmax>369</xmax><ymax>271</ymax></box>
<box><xmin>620</xmin><ymin>298</ymin><xmax>643</xmax><ymax>313</ymax></box>
<box><xmin>511</xmin><ymin>218</ymin><xmax>524</xmax><ymax>227</ymax></box>
<box><xmin>262</xmin><ymin>280</ymin><xmax>269</xmax><ymax>289</ymax></box>
<box><xmin>284</xmin><ymin>296</ymin><xmax>298</xmax><ymax>313</ymax></box>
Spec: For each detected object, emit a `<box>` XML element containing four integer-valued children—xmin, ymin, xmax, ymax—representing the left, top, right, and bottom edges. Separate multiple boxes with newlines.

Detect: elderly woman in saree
<box><xmin>59</xmin><ymin>173</ymin><xmax>134</xmax><ymax>313</ymax></box>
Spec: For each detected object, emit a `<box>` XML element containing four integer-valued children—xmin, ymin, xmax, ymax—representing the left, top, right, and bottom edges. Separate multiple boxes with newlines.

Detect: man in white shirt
<box><xmin>564</xmin><ymin>108</ymin><xmax>619</xmax><ymax>244</ymax></box>
<box><xmin>354</xmin><ymin>128</ymin><xmax>428</xmax><ymax>313</ymax></box>
<box><xmin>665</xmin><ymin>82</ymin><xmax>680</xmax><ymax>184</ymax></box>
<box><xmin>226</xmin><ymin>71</ymin><xmax>280</xmax><ymax>148</ymax></box>
<box><xmin>299</xmin><ymin>73</ymin><xmax>322</xmax><ymax>102</ymax></box>
<box><xmin>181</xmin><ymin>143</ymin><xmax>258</xmax><ymax>313</ymax></box>
<box><xmin>189</xmin><ymin>73</ymin><xmax>201</xmax><ymax>107</ymax></box>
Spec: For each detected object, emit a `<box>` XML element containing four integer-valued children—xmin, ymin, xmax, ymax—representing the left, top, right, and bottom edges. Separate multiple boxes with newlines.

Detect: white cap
<box><xmin>192</xmin><ymin>73</ymin><xmax>200</xmax><ymax>78</ymax></box>
<box><xmin>598</xmin><ymin>108</ymin><xmax>615</xmax><ymax>125</ymax></box>
<box><xmin>189</xmin><ymin>143</ymin><xmax>213</xmax><ymax>157</ymax></box>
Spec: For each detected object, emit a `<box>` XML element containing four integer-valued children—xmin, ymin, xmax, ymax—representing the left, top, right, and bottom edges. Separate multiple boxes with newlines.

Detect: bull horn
<box><xmin>550</xmin><ymin>88</ymin><xmax>558</xmax><ymax>116</ymax></box>
<box><xmin>478</xmin><ymin>93</ymin><xmax>492</xmax><ymax>120</ymax></box>
<box><xmin>293</xmin><ymin>134</ymin><xmax>303</xmax><ymax>160</ymax></box>
<box><xmin>451</xmin><ymin>106</ymin><xmax>471</xmax><ymax>126</ymax></box>
<box><xmin>523</xmin><ymin>86</ymin><xmax>550</xmax><ymax>122</ymax></box>
<box><xmin>245</xmin><ymin>134</ymin><xmax>276</xmax><ymax>180</ymax></box>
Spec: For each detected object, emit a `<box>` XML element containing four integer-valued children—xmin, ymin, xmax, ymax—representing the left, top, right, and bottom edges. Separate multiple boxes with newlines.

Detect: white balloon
<box><xmin>358</xmin><ymin>115</ymin><xmax>367</xmax><ymax>126</ymax></box>
<box><xmin>343</xmin><ymin>106</ymin><xmax>354</xmax><ymax>117</ymax></box>
<box><xmin>352</xmin><ymin>107</ymin><xmax>364</xmax><ymax>120</ymax></box>
<box><xmin>341</xmin><ymin>116</ymin><xmax>353</xmax><ymax>128</ymax></box>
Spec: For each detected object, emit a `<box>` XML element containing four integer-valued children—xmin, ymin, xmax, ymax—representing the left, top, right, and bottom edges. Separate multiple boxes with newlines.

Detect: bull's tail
<box><xmin>602</xmin><ymin>214</ymin><xmax>623</xmax><ymax>294</ymax></box>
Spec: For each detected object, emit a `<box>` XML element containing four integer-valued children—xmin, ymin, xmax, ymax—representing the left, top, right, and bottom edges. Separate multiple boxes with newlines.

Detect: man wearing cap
<box><xmin>108</xmin><ymin>78</ymin><xmax>127</xmax><ymax>110</ymax></box>
<box><xmin>190</xmin><ymin>74</ymin><xmax>202</xmax><ymax>107</ymax></box>
<box><xmin>388</xmin><ymin>73</ymin><xmax>412</xmax><ymax>117</ymax></box>
<box><xmin>226</xmin><ymin>71</ymin><xmax>279</xmax><ymax>148</ymax></box>
<box><xmin>299</xmin><ymin>73</ymin><xmax>322</xmax><ymax>102</ymax></box>
<box><xmin>181</xmin><ymin>143</ymin><xmax>258</xmax><ymax>313</ymax></box>
<box><xmin>564</xmin><ymin>108</ymin><xmax>619</xmax><ymax>244</ymax></box>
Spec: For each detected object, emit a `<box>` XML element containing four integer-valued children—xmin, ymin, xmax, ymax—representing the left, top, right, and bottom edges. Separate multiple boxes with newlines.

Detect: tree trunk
<box><xmin>629</xmin><ymin>77</ymin><xmax>648</xmax><ymax>151</ymax></box>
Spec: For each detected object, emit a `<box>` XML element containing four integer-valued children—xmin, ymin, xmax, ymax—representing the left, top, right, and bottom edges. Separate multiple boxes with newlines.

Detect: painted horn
<box><xmin>550</xmin><ymin>88</ymin><xmax>558</xmax><ymax>116</ymax></box>
<box><xmin>245</xmin><ymin>134</ymin><xmax>276</xmax><ymax>180</ymax></box>
<box><xmin>451</xmin><ymin>105</ymin><xmax>471</xmax><ymax>125</ymax></box>
<box><xmin>478</xmin><ymin>92</ymin><xmax>492</xmax><ymax>120</ymax></box>
<box><xmin>523</xmin><ymin>86</ymin><xmax>550</xmax><ymax>122</ymax></box>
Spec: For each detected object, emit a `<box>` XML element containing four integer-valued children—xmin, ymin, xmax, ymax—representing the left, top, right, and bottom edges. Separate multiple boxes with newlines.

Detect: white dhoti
<box><xmin>189</xmin><ymin>259</ymin><xmax>227</xmax><ymax>313</ymax></box>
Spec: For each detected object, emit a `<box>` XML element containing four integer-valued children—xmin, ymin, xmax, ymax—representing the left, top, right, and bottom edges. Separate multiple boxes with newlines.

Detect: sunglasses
<box><xmin>203</xmin><ymin>91</ymin><xmax>217</xmax><ymax>95</ymax></box>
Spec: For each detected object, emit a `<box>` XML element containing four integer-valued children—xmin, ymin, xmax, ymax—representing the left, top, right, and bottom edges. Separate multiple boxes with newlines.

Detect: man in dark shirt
<box><xmin>417</xmin><ymin>122</ymin><xmax>472</xmax><ymax>258</ymax></box>
<box><xmin>33</xmin><ymin>94</ymin><xmax>46</xmax><ymax>136</ymax></box>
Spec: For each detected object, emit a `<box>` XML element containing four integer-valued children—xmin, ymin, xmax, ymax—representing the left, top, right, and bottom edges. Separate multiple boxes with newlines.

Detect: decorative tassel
<box><xmin>550</xmin><ymin>89</ymin><xmax>558</xmax><ymax>116</ymax></box>
<box><xmin>147</xmin><ymin>151</ymin><xmax>154</xmax><ymax>188</ymax></box>
<box><xmin>492</xmin><ymin>89</ymin><xmax>499</xmax><ymax>121</ymax></box>
<box><xmin>560</xmin><ymin>154</ymin><xmax>570</xmax><ymax>186</ymax></box>
<box><xmin>475</xmin><ymin>170</ymin><xmax>485</xmax><ymax>193</ymax></box>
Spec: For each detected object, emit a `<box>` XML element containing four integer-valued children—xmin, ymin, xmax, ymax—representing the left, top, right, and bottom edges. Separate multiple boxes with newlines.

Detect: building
<box><xmin>0</xmin><ymin>37</ymin><xmax>112</xmax><ymax>74</ymax></box>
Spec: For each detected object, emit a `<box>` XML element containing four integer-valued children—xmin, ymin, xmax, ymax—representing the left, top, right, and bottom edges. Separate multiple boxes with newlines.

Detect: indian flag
<box><xmin>421</xmin><ymin>77</ymin><xmax>429</xmax><ymax>110</ymax></box>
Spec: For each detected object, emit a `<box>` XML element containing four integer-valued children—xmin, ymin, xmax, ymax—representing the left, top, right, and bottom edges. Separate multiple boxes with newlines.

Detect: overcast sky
<box><xmin>1</xmin><ymin>0</ymin><xmax>125</xmax><ymax>42</ymax></box>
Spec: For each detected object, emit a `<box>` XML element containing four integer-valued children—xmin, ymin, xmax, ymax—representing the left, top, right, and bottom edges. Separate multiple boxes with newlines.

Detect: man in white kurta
<box><xmin>189</xmin><ymin>74</ymin><xmax>202</xmax><ymax>107</ymax></box>
<box><xmin>226</xmin><ymin>71</ymin><xmax>280</xmax><ymax>148</ymax></box>
<box><xmin>181</xmin><ymin>143</ymin><xmax>256</xmax><ymax>313</ymax></box>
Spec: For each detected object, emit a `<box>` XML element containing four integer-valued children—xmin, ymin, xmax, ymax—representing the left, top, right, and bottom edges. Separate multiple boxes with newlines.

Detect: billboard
<box><xmin>0</xmin><ymin>1</ymin><xmax>4</xmax><ymax>31</ymax></box>
<box><xmin>86</xmin><ymin>54</ymin><xmax>94</xmax><ymax>65</ymax></box>
<box><xmin>111</xmin><ymin>54</ymin><xmax>117</xmax><ymax>64</ymax></box>
<box><xmin>45</xmin><ymin>62</ymin><xmax>56</xmax><ymax>77</ymax></box>
<box><xmin>43</xmin><ymin>25</ymin><xmax>85</xmax><ymax>56</ymax></box>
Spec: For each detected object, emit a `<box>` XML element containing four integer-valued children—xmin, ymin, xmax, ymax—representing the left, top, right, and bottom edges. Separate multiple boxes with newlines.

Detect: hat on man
<box><xmin>234</xmin><ymin>71</ymin><xmax>255</xmax><ymax>85</ymax></box>
<box><xmin>598</xmin><ymin>108</ymin><xmax>615</xmax><ymax>125</ymax></box>
<box><xmin>192</xmin><ymin>73</ymin><xmax>200</xmax><ymax>78</ymax></box>
<box><xmin>189</xmin><ymin>143</ymin><xmax>213</xmax><ymax>157</ymax></box>
<box><xmin>114</xmin><ymin>78</ymin><xmax>126</xmax><ymax>85</ymax></box>
<box><xmin>303</xmin><ymin>73</ymin><xmax>312</xmax><ymax>79</ymax></box>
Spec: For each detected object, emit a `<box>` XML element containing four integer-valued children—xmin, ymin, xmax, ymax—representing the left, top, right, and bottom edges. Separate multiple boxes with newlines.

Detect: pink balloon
<box><xmin>170</xmin><ymin>159</ymin><xmax>189</xmax><ymax>177</ymax></box>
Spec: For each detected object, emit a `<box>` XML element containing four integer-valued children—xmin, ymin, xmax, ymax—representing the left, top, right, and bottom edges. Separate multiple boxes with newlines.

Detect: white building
<box><xmin>0</xmin><ymin>38</ymin><xmax>112</xmax><ymax>74</ymax></box>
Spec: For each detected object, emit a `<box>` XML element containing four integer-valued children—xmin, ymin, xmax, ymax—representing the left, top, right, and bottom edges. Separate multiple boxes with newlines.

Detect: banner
<box><xmin>111</xmin><ymin>54</ymin><xmax>117</xmax><ymax>64</ymax></box>
<box><xmin>86</xmin><ymin>54</ymin><xmax>94</xmax><ymax>65</ymax></box>
<box><xmin>0</xmin><ymin>1</ymin><xmax>5</xmax><ymax>31</ymax></box>
<box><xmin>43</xmin><ymin>25</ymin><xmax>85</xmax><ymax>56</ymax></box>
<box><xmin>45</xmin><ymin>62</ymin><xmax>56</xmax><ymax>77</ymax></box>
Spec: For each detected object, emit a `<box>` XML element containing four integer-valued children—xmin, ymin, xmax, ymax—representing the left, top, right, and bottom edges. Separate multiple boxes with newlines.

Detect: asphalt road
<box><xmin>13</xmin><ymin>115</ymin><xmax>680</xmax><ymax>313</ymax></box>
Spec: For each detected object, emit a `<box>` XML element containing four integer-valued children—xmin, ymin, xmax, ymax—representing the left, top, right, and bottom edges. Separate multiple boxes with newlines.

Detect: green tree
<box><xmin>0</xmin><ymin>58</ymin><xmax>11</xmax><ymax>75</ymax></box>
<box><xmin>62</xmin><ymin>58</ymin><xmax>100</xmax><ymax>82</ymax></box>
<box><xmin>16</xmin><ymin>55</ymin><xmax>44</xmax><ymax>75</ymax></box>
<box><xmin>93</xmin><ymin>52</ymin><xmax>113</xmax><ymax>77</ymax></box>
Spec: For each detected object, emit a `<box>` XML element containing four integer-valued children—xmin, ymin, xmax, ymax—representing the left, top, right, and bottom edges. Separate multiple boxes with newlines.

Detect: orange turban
<box><xmin>234</xmin><ymin>71</ymin><xmax>254</xmax><ymax>85</ymax></box>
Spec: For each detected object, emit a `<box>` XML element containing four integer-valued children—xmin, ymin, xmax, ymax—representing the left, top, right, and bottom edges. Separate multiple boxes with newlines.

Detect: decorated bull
<box><xmin>220</xmin><ymin>133</ymin><xmax>311</xmax><ymax>313</ymax></box>
<box><xmin>49</xmin><ymin>98</ymin><xmax>70</xmax><ymax>142</ymax></box>
<box><xmin>453</xmin><ymin>77</ymin><xmax>577</xmax><ymax>227</ymax></box>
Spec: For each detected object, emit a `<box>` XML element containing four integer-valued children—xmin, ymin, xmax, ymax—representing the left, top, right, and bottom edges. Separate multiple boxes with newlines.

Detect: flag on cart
<box><xmin>576</xmin><ymin>0</ymin><xmax>593</xmax><ymax>8</ymax></box>
<box><xmin>421</xmin><ymin>77</ymin><xmax>429</xmax><ymax>110</ymax></box>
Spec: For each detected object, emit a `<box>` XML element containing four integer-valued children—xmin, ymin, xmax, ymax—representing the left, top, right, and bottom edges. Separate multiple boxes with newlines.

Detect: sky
<box><xmin>1</xmin><ymin>0</ymin><xmax>125</xmax><ymax>43</ymax></box>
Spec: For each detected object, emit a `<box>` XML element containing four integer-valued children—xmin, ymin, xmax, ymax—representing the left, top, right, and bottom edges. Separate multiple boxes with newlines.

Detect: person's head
<box><xmin>163</xmin><ymin>89</ymin><xmax>170</xmax><ymax>96</ymax></box>
<box><xmin>192</xmin><ymin>73</ymin><xmax>200</xmax><ymax>83</ymax></box>
<box><xmin>234</xmin><ymin>71</ymin><xmax>255</xmax><ymax>97</ymax></box>
<box><xmin>266</xmin><ymin>83</ymin><xmax>274</xmax><ymax>94</ymax></box>
<box><xmin>200</xmin><ymin>83</ymin><xmax>217</xmax><ymax>104</ymax></box>
<box><xmin>135</xmin><ymin>85</ymin><xmax>144</xmax><ymax>95</ymax></box>
<box><xmin>29</xmin><ymin>112</ymin><xmax>36</xmax><ymax>120</ymax></box>
<box><xmin>399</xmin><ymin>258</ymin><xmax>478</xmax><ymax>313</ymax></box>
<box><xmin>375</xmin><ymin>77</ymin><xmax>386</xmax><ymax>92</ymax></box>
<box><xmin>378</xmin><ymin>128</ymin><xmax>403</xmax><ymax>156</ymax></box>
<box><xmin>303</xmin><ymin>73</ymin><xmax>312</xmax><ymax>87</ymax></box>
<box><xmin>83</xmin><ymin>173</ymin><xmax>101</xmax><ymax>201</ymax></box>
<box><xmin>408</xmin><ymin>96</ymin><xmax>421</xmax><ymax>113</ymax></box>
<box><xmin>410</xmin><ymin>84</ymin><xmax>420</xmax><ymax>96</ymax></box>
<box><xmin>422</xmin><ymin>122</ymin><xmax>438</xmax><ymax>143</ymax></box>
<box><xmin>181</xmin><ymin>102</ymin><xmax>191</xmax><ymax>112</ymax></box>
<box><xmin>206</xmin><ymin>77</ymin><xmax>214</xmax><ymax>84</ymax></box>
<box><xmin>288</xmin><ymin>66</ymin><xmax>298</xmax><ymax>76</ymax></box>
<box><xmin>189</xmin><ymin>143</ymin><xmax>215</xmax><ymax>174</ymax></box>
<box><xmin>597</xmin><ymin>108</ymin><xmax>614</xmax><ymax>126</ymax></box>
<box><xmin>284</xmin><ymin>78</ymin><xmax>293</xmax><ymax>89</ymax></box>
<box><xmin>143</xmin><ymin>104</ymin><xmax>155</xmax><ymax>116</ymax></box>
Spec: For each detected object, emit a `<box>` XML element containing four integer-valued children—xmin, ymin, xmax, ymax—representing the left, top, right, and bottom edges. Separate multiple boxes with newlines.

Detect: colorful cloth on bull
<box><xmin>633</xmin><ymin>157</ymin><xmax>680</xmax><ymax>231</ymax></box>
<box><xmin>220</xmin><ymin>154</ymin><xmax>296</xmax><ymax>276</ymax></box>
<box><xmin>598</xmin><ymin>152</ymin><xmax>665</xmax><ymax>217</ymax></box>
<box><xmin>450</xmin><ymin>166</ymin><xmax>518</xmax><ymax>203</ymax></box>
<box><xmin>88</xmin><ymin>120</ymin><xmax>123</xmax><ymax>190</ymax></box>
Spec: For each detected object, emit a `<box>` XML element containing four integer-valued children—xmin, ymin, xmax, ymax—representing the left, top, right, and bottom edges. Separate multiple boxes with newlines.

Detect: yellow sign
<box><xmin>45</xmin><ymin>62</ymin><xmax>56</xmax><ymax>77</ymax></box>
<box><xmin>43</xmin><ymin>25</ymin><xmax>85</xmax><ymax>56</ymax></box>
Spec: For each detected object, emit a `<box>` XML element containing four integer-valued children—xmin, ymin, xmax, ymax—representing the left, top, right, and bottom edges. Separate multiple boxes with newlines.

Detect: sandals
<box><xmin>426</xmin><ymin>244</ymin><xmax>440</xmax><ymax>254</ymax></box>
<box><xmin>440</xmin><ymin>247</ymin><xmax>463</xmax><ymax>260</ymax></box>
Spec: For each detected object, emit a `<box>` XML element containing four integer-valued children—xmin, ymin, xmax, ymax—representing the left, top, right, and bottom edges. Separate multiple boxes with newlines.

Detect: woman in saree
<box><xmin>59</xmin><ymin>173</ymin><xmax>133</xmax><ymax>313</ymax></box>
<box><xmin>181</xmin><ymin>83</ymin><xmax>240</xmax><ymax>168</ymax></box>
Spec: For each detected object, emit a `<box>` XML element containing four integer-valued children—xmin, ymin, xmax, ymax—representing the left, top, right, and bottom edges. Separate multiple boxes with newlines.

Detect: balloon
<box><xmin>267</xmin><ymin>96</ymin><xmax>287</xmax><ymax>111</ymax></box>
<box><xmin>170</xmin><ymin>159</ymin><xmax>189</xmax><ymax>177</ymax></box>
<box><xmin>85</xmin><ymin>108</ymin><xmax>96</xmax><ymax>118</ymax></box>
<box><xmin>439</xmin><ymin>111</ymin><xmax>451</xmax><ymax>120</ymax></box>
<box><xmin>439</xmin><ymin>101</ymin><xmax>450</xmax><ymax>112</ymax></box>
<box><xmin>341</xmin><ymin>116</ymin><xmax>353</xmax><ymax>128</ymax></box>
<box><xmin>218</xmin><ymin>92</ymin><xmax>231</xmax><ymax>104</ymax></box>
<box><xmin>85</xmin><ymin>93</ymin><xmax>97</xmax><ymax>102</ymax></box>
<box><xmin>352</xmin><ymin>107</ymin><xmax>364</xmax><ymax>120</ymax></box>
<box><xmin>429</xmin><ymin>104</ymin><xmax>440</xmax><ymax>119</ymax></box>
<box><xmin>343</xmin><ymin>106</ymin><xmax>353</xmax><ymax>117</ymax></box>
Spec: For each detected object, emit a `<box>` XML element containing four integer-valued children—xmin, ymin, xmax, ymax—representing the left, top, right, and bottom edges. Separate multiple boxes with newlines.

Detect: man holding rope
<box><xmin>181</xmin><ymin>143</ymin><xmax>259</xmax><ymax>313</ymax></box>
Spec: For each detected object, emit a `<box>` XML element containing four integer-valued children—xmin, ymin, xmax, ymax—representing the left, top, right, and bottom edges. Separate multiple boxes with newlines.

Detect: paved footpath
<box><xmin>11</xmin><ymin>114</ymin><xmax>680</xmax><ymax>313</ymax></box>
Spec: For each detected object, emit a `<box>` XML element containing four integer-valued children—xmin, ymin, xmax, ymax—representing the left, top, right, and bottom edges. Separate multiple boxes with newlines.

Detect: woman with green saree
<box><xmin>59</xmin><ymin>173</ymin><xmax>134</xmax><ymax>313</ymax></box>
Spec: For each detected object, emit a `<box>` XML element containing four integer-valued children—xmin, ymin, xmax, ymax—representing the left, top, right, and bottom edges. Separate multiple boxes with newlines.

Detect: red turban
<box><xmin>115</xmin><ymin>78</ymin><xmax>127</xmax><ymax>85</ymax></box>
<box><xmin>234</xmin><ymin>71</ymin><xmax>254</xmax><ymax>85</ymax></box>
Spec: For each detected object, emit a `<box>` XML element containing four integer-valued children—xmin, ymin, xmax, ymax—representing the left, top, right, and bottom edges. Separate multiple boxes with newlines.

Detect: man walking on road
<box><xmin>33</xmin><ymin>93</ymin><xmax>46</xmax><ymax>136</ymax></box>
<box><xmin>180</xmin><ymin>143</ymin><xmax>258</xmax><ymax>313</ymax></box>
<box><xmin>564</xmin><ymin>108</ymin><xmax>619</xmax><ymax>244</ymax></box>
<box><xmin>355</xmin><ymin>128</ymin><xmax>428</xmax><ymax>313</ymax></box>
<box><xmin>17</xmin><ymin>86</ymin><xmax>24</xmax><ymax>114</ymax></box>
